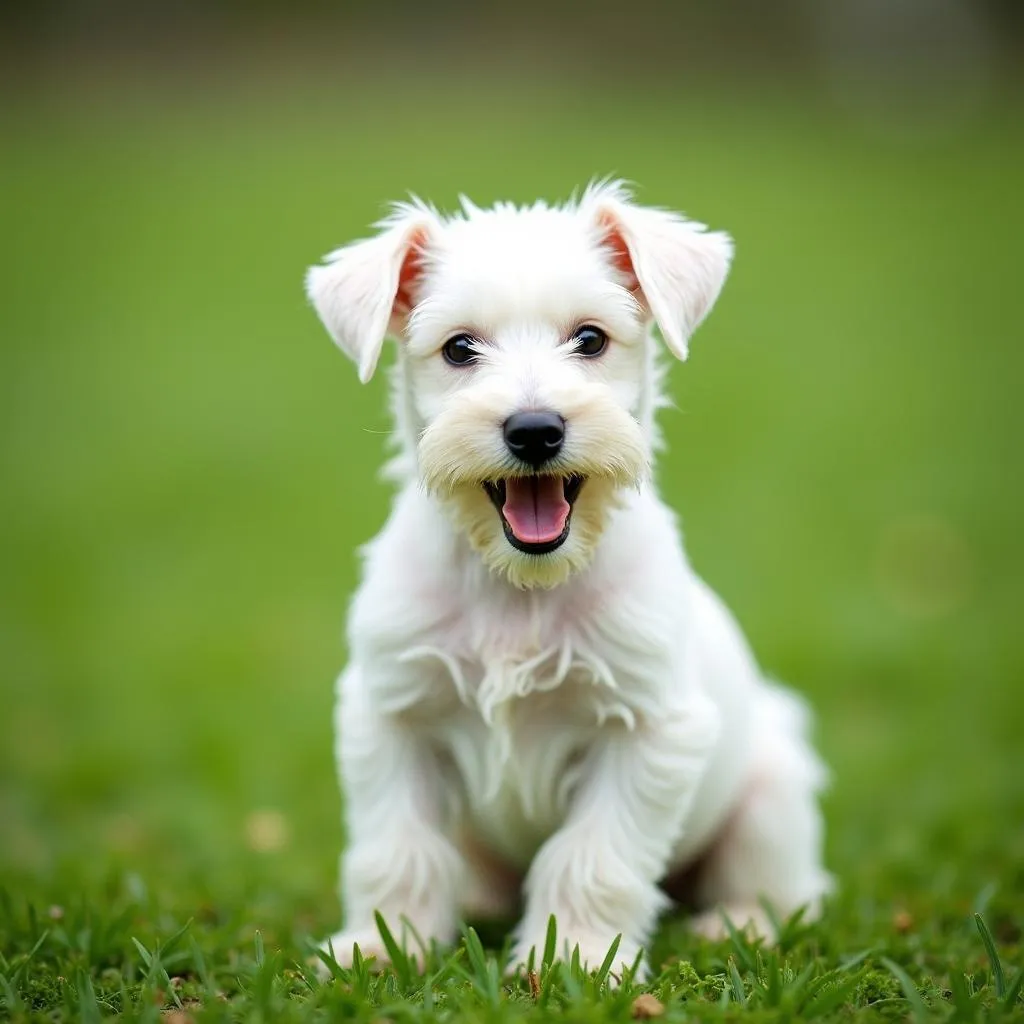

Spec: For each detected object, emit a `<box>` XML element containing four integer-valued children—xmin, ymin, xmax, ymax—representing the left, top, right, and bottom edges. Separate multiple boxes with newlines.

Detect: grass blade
<box><xmin>131</xmin><ymin>937</ymin><xmax>153</xmax><ymax>969</ymax></box>
<box><xmin>948</xmin><ymin>969</ymin><xmax>975</xmax><ymax>1016</ymax></box>
<box><xmin>458</xmin><ymin>924</ymin><xmax>500</xmax><ymax>1006</ymax></box>
<box><xmin>728</xmin><ymin>959</ymin><xmax>748</xmax><ymax>1006</ymax></box>
<box><xmin>9</xmin><ymin>929</ymin><xmax>50</xmax><ymax>984</ymax></box>
<box><xmin>350</xmin><ymin>938</ymin><xmax>365</xmax><ymax>973</ymax></box>
<box><xmin>75</xmin><ymin>969</ymin><xmax>102</xmax><ymax>1024</ymax></box>
<box><xmin>594</xmin><ymin>933</ymin><xmax>622</xmax><ymax>988</ymax></box>
<box><xmin>763</xmin><ymin>950</ymin><xmax>783</xmax><ymax>1006</ymax></box>
<box><xmin>311</xmin><ymin>938</ymin><xmax>345</xmax><ymax>983</ymax></box>
<box><xmin>461</xmin><ymin>923</ymin><xmax>489</xmax><ymax>979</ymax></box>
<box><xmin>424</xmin><ymin>945</ymin><xmax>464</xmax><ymax>991</ymax></box>
<box><xmin>838</xmin><ymin>948</ymin><xmax>877</xmax><ymax>971</ymax></box>
<box><xmin>974</xmin><ymin>913</ymin><xmax>1005</xmax><ymax>998</ymax></box>
<box><xmin>399</xmin><ymin>915</ymin><xmax>429</xmax><ymax>973</ymax></box>
<box><xmin>806</xmin><ymin>974</ymin><xmax>862</xmax><ymax>1018</ymax></box>
<box><xmin>786</xmin><ymin>959</ymin><xmax>817</xmax><ymax>1002</ymax></box>
<box><xmin>159</xmin><ymin>918</ymin><xmax>193</xmax><ymax>961</ymax></box>
<box><xmin>375</xmin><ymin>912</ymin><xmax>412</xmax><ymax>986</ymax></box>
<box><xmin>0</xmin><ymin>973</ymin><xmax>25</xmax><ymax>1016</ymax></box>
<box><xmin>1002</xmin><ymin>968</ymin><xmax>1023</xmax><ymax>1008</ymax></box>
<box><xmin>188</xmin><ymin>935</ymin><xmax>216</xmax><ymax>997</ymax></box>
<box><xmin>722</xmin><ymin>915</ymin><xmax>756</xmax><ymax>972</ymax></box>
<box><xmin>881</xmin><ymin>957</ymin><xmax>928</xmax><ymax>1021</ymax></box>
<box><xmin>562</xmin><ymin>950</ymin><xmax>583</xmax><ymax>1002</ymax></box>
<box><xmin>542</xmin><ymin>915</ymin><xmax>558</xmax><ymax>972</ymax></box>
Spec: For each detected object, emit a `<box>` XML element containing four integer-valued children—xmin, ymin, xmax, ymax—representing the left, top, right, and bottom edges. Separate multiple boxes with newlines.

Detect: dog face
<box><xmin>307</xmin><ymin>182</ymin><xmax>732</xmax><ymax>588</ymax></box>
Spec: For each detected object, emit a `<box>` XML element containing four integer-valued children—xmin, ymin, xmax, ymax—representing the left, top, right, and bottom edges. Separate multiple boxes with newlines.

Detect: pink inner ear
<box><xmin>598</xmin><ymin>216</ymin><xmax>640</xmax><ymax>291</ymax></box>
<box><xmin>394</xmin><ymin>227</ymin><xmax>430</xmax><ymax>314</ymax></box>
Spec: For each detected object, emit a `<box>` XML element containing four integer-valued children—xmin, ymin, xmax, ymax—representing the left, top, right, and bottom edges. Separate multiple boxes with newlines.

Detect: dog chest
<box><xmin>403</xmin><ymin>638</ymin><xmax>645</xmax><ymax>864</ymax></box>
<box><xmin>435</xmin><ymin>675</ymin><xmax>612</xmax><ymax>866</ymax></box>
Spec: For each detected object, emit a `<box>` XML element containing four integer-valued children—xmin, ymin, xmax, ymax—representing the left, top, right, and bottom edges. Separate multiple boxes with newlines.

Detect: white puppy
<box><xmin>305</xmin><ymin>181</ymin><xmax>831</xmax><ymax>978</ymax></box>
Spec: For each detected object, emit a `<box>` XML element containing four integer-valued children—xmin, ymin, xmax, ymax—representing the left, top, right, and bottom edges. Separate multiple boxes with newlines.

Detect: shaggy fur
<box><xmin>305</xmin><ymin>181</ymin><xmax>831</xmax><ymax>978</ymax></box>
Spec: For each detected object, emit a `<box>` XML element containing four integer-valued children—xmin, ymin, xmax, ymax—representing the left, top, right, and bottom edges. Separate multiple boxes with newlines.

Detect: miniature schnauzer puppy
<box><xmin>305</xmin><ymin>181</ymin><xmax>831</xmax><ymax>978</ymax></box>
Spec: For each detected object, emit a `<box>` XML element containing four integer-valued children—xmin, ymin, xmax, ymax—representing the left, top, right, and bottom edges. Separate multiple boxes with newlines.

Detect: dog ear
<box><xmin>305</xmin><ymin>205</ymin><xmax>439</xmax><ymax>383</ymax></box>
<box><xmin>586</xmin><ymin>185</ymin><xmax>733</xmax><ymax>360</ymax></box>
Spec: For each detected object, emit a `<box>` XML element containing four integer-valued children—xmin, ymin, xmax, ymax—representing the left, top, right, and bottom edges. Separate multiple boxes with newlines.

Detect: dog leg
<box><xmin>323</xmin><ymin>668</ymin><xmax>464</xmax><ymax>970</ymax></box>
<box><xmin>689</xmin><ymin>696</ymin><xmax>831</xmax><ymax>941</ymax></box>
<box><xmin>511</xmin><ymin>694</ymin><xmax>719</xmax><ymax>979</ymax></box>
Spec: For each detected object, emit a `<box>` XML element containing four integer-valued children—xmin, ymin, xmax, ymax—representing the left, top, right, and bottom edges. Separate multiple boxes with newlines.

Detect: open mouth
<box><xmin>483</xmin><ymin>475</ymin><xmax>584</xmax><ymax>554</ymax></box>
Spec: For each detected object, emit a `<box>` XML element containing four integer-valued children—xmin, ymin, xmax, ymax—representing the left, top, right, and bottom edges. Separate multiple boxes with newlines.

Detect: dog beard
<box><xmin>439</xmin><ymin>476</ymin><xmax>634</xmax><ymax>588</ymax></box>
<box><xmin>418</xmin><ymin>386</ymin><xmax>648</xmax><ymax>589</ymax></box>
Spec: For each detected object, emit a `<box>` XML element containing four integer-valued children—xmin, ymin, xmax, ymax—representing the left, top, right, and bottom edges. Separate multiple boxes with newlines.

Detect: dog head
<box><xmin>306</xmin><ymin>182</ymin><xmax>732</xmax><ymax>588</ymax></box>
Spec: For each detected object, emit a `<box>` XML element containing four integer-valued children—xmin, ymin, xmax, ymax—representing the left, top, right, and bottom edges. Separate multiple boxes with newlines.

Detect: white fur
<box><xmin>306</xmin><ymin>182</ymin><xmax>831</xmax><ymax>978</ymax></box>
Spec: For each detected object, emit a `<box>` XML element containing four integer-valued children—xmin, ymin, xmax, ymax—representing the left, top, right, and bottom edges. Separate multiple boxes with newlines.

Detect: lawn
<box><xmin>1</xmin><ymin>63</ymin><xmax>1022</xmax><ymax>1021</ymax></box>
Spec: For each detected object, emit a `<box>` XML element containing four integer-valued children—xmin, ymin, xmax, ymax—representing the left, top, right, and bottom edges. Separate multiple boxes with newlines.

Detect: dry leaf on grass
<box><xmin>893</xmin><ymin>909</ymin><xmax>914</xmax><ymax>933</ymax></box>
<box><xmin>631</xmin><ymin>993</ymin><xmax>665</xmax><ymax>1019</ymax></box>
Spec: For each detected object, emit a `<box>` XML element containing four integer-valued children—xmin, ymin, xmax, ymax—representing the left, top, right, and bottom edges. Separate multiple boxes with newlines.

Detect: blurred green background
<box><xmin>1</xmin><ymin>0</ymin><xmax>1022</xmax><ymax>942</ymax></box>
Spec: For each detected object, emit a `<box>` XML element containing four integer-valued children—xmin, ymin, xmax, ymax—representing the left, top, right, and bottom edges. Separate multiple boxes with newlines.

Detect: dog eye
<box><xmin>572</xmin><ymin>325</ymin><xmax>608</xmax><ymax>357</ymax></box>
<box><xmin>442</xmin><ymin>334</ymin><xmax>478</xmax><ymax>366</ymax></box>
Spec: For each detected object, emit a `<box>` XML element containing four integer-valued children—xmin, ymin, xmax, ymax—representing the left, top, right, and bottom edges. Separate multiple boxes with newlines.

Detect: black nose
<box><xmin>503</xmin><ymin>410</ymin><xmax>565</xmax><ymax>468</ymax></box>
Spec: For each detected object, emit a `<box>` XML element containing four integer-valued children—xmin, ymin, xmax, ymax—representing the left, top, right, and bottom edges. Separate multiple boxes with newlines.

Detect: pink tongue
<box><xmin>503</xmin><ymin>477</ymin><xmax>570</xmax><ymax>545</ymax></box>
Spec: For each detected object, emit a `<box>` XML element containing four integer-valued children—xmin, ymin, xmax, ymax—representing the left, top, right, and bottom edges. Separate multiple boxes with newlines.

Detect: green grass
<box><xmin>1</xmin><ymin>66</ymin><xmax>1022</xmax><ymax>1021</ymax></box>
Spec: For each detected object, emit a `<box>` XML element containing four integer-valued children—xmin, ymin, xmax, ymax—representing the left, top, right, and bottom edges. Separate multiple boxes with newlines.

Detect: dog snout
<box><xmin>503</xmin><ymin>410</ymin><xmax>565</xmax><ymax>468</ymax></box>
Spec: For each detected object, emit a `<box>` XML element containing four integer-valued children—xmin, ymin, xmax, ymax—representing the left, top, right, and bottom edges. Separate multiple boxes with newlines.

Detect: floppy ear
<box><xmin>305</xmin><ymin>206</ymin><xmax>439</xmax><ymax>383</ymax></box>
<box><xmin>586</xmin><ymin>184</ymin><xmax>733</xmax><ymax>360</ymax></box>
